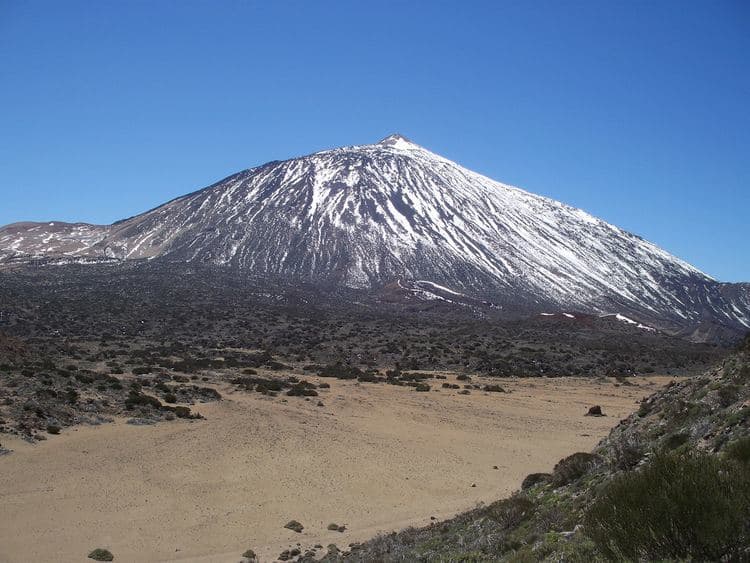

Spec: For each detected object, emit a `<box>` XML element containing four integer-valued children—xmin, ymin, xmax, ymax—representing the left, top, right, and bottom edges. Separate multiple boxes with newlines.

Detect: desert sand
<box><xmin>0</xmin><ymin>374</ymin><xmax>672</xmax><ymax>562</ymax></box>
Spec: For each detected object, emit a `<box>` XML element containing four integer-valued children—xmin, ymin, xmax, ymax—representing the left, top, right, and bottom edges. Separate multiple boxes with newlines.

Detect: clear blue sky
<box><xmin>1</xmin><ymin>1</ymin><xmax>748</xmax><ymax>281</ymax></box>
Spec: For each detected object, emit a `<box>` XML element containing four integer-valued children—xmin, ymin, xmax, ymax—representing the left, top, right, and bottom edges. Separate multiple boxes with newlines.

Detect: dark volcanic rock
<box><xmin>586</xmin><ymin>405</ymin><xmax>605</xmax><ymax>417</ymax></box>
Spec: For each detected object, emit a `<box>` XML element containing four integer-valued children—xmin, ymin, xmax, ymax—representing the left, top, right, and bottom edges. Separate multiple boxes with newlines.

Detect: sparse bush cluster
<box><xmin>521</xmin><ymin>472</ymin><xmax>550</xmax><ymax>490</ymax></box>
<box><xmin>585</xmin><ymin>450</ymin><xmax>750</xmax><ymax>561</ymax></box>
<box><xmin>88</xmin><ymin>548</ymin><xmax>114</xmax><ymax>561</ymax></box>
<box><xmin>485</xmin><ymin>496</ymin><xmax>534</xmax><ymax>530</ymax></box>
<box><xmin>606</xmin><ymin>432</ymin><xmax>644</xmax><ymax>470</ymax></box>
<box><xmin>551</xmin><ymin>452</ymin><xmax>601</xmax><ymax>486</ymax></box>
<box><xmin>725</xmin><ymin>435</ymin><xmax>750</xmax><ymax>464</ymax></box>
<box><xmin>318</xmin><ymin>363</ymin><xmax>364</xmax><ymax>380</ymax></box>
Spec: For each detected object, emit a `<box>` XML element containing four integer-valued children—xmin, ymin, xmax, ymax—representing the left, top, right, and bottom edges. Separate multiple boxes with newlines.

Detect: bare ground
<box><xmin>0</xmin><ymin>374</ymin><xmax>674</xmax><ymax>562</ymax></box>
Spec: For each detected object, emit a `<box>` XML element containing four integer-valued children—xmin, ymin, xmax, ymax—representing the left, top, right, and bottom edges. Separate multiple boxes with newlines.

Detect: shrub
<box><xmin>357</xmin><ymin>372</ymin><xmax>383</xmax><ymax>383</ymax></box>
<box><xmin>607</xmin><ymin>433</ymin><xmax>644</xmax><ymax>471</ymax></box>
<box><xmin>124</xmin><ymin>390</ymin><xmax>162</xmax><ymax>410</ymax></box>
<box><xmin>284</xmin><ymin>520</ymin><xmax>304</xmax><ymax>533</ymax></box>
<box><xmin>414</xmin><ymin>383</ymin><xmax>430</xmax><ymax>392</ymax></box>
<box><xmin>318</xmin><ymin>362</ymin><xmax>363</xmax><ymax>380</ymax></box>
<box><xmin>521</xmin><ymin>472</ymin><xmax>550</xmax><ymax>490</ymax></box>
<box><xmin>287</xmin><ymin>384</ymin><xmax>318</xmax><ymax>397</ymax></box>
<box><xmin>725</xmin><ymin>435</ymin><xmax>750</xmax><ymax>464</ymax></box>
<box><xmin>65</xmin><ymin>388</ymin><xmax>79</xmax><ymax>404</ymax></box>
<box><xmin>163</xmin><ymin>393</ymin><xmax>177</xmax><ymax>404</ymax></box>
<box><xmin>75</xmin><ymin>372</ymin><xmax>94</xmax><ymax>384</ymax></box>
<box><xmin>727</xmin><ymin>406</ymin><xmax>750</xmax><ymax>426</ymax></box>
<box><xmin>717</xmin><ymin>383</ymin><xmax>741</xmax><ymax>408</ymax></box>
<box><xmin>88</xmin><ymin>548</ymin><xmax>114</xmax><ymax>561</ymax></box>
<box><xmin>198</xmin><ymin>386</ymin><xmax>221</xmax><ymax>400</ymax></box>
<box><xmin>662</xmin><ymin>431</ymin><xmax>690</xmax><ymax>451</ymax></box>
<box><xmin>551</xmin><ymin>452</ymin><xmax>601</xmax><ymax>486</ymax></box>
<box><xmin>614</xmin><ymin>374</ymin><xmax>634</xmax><ymax>386</ymax></box>
<box><xmin>584</xmin><ymin>451</ymin><xmax>750</xmax><ymax>561</ymax></box>
<box><xmin>171</xmin><ymin>406</ymin><xmax>196</xmax><ymax>419</ymax></box>
<box><xmin>636</xmin><ymin>400</ymin><xmax>651</xmax><ymax>418</ymax></box>
<box><xmin>484</xmin><ymin>495</ymin><xmax>534</xmax><ymax>530</ymax></box>
<box><xmin>259</xmin><ymin>380</ymin><xmax>283</xmax><ymax>393</ymax></box>
<box><xmin>399</xmin><ymin>372</ymin><xmax>430</xmax><ymax>382</ymax></box>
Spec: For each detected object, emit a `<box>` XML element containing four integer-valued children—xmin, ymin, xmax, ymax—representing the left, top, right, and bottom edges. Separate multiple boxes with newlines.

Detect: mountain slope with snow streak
<box><xmin>0</xmin><ymin>134</ymin><xmax>747</xmax><ymax>338</ymax></box>
<box><xmin>0</xmin><ymin>221</ymin><xmax>107</xmax><ymax>262</ymax></box>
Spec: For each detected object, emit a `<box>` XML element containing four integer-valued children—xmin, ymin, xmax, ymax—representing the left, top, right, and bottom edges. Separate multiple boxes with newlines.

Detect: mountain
<box><xmin>1</xmin><ymin>134</ymin><xmax>748</xmax><ymax>340</ymax></box>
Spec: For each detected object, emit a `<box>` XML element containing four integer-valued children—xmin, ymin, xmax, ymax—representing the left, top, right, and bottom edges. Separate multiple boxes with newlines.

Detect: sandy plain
<box><xmin>0</xmin><ymin>373</ymin><xmax>674</xmax><ymax>562</ymax></box>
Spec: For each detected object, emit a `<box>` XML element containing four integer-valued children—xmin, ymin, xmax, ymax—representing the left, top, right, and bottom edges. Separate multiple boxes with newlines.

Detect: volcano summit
<box><xmin>1</xmin><ymin>134</ymin><xmax>747</xmax><ymax>339</ymax></box>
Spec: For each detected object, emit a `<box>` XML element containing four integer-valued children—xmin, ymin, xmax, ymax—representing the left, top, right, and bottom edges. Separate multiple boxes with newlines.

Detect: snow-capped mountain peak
<box><xmin>376</xmin><ymin>133</ymin><xmax>420</xmax><ymax>150</ymax></box>
<box><xmin>0</xmin><ymin>134</ymin><xmax>748</xmax><ymax>340</ymax></box>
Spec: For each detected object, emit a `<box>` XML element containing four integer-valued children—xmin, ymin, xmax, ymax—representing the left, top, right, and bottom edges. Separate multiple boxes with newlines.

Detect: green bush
<box><xmin>717</xmin><ymin>383</ymin><xmax>741</xmax><ymax>408</ymax></box>
<box><xmin>286</xmin><ymin>381</ymin><xmax>318</xmax><ymax>397</ymax></box>
<box><xmin>725</xmin><ymin>435</ymin><xmax>750</xmax><ymax>464</ymax></box>
<box><xmin>607</xmin><ymin>433</ymin><xmax>644</xmax><ymax>471</ymax></box>
<box><xmin>88</xmin><ymin>548</ymin><xmax>114</xmax><ymax>561</ymax></box>
<box><xmin>484</xmin><ymin>495</ymin><xmax>534</xmax><ymax>530</ymax></box>
<box><xmin>521</xmin><ymin>472</ymin><xmax>550</xmax><ymax>490</ymax></box>
<box><xmin>584</xmin><ymin>450</ymin><xmax>750</xmax><ymax>561</ymax></box>
<box><xmin>124</xmin><ymin>390</ymin><xmax>162</xmax><ymax>410</ymax></box>
<box><xmin>727</xmin><ymin>406</ymin><xmax>750</xmax><ymax>426</ymax></box>
<box><xmin>284</xmin><ymin>519</ymin><xmax>304</xmax><ymax>533</ymax></box>
<box><xmin>172</xmin><ymin>405</ymin><xmax>196</xmax><ymax>419</ymax></box>
<box><xmin>318</xmin><ymin>362</ymin><xmax>363</xmax><ymax>380</ymax></box>
<box><xmin>551</xmin><ymin>452</ymin><xmax>600</xmax><ymax>486</ymax></box>
<box><xmin>662</xmin><ymin>431</ymin><xmax>690</xmax><ymax>451</ymax></box>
